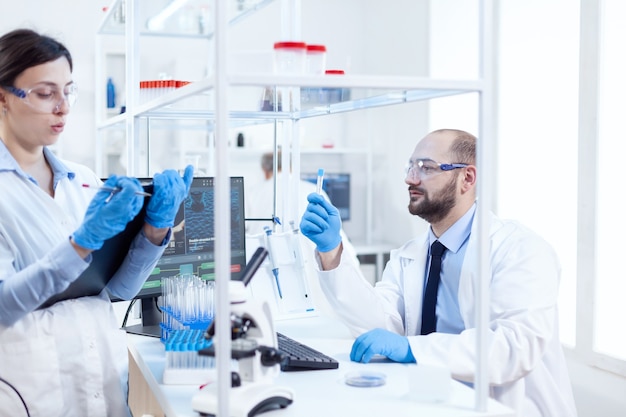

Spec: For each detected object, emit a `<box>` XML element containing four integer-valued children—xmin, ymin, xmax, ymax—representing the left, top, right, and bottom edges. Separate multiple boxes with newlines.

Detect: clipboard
<box><xmin>38</xmin><ymin>183</ymin><xmax>153</xmax><ymax>309</ymax></box>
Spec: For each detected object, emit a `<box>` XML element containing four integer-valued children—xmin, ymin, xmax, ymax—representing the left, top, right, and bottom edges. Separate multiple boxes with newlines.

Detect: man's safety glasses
<box><xmin>404</xmin><ymin>159</ymin><xmax>468</xmax><ymax>180</ymax></box>
<box><xmin>3</xmin><ymin>84</ymin><xmax>78</xmax><ymax>113</ymax></box>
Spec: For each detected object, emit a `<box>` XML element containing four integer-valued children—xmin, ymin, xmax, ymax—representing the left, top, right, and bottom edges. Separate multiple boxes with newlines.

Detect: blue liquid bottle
<box><xmin>106</xmin><ymin>78</ymin><xmax>116</xmax><ymax>108</ymax></box>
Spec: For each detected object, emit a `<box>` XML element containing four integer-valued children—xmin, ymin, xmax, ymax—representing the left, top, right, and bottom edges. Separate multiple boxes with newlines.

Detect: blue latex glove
<box><xmin>145</xmin><ymin>165</ymin><xmax>194</xmax><ymax>228</ymax></box>
<box><xmin>73</xmin><ymin>176</ymin><xmax>144</xmax><ymax>250</ymax></box>
<box><xmin>350</xmin><ymin>328</ymin><xmax>416</xmax><ymax>364</ymax></box>
<box><xmin>299</xmin><ymin>192</ymin><xmax>342</xmax><ymax>252</ymax></box>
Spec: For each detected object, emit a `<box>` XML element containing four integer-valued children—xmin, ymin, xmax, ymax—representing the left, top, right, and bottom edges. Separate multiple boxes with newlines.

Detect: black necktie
<box><xmin>421</xmin><ymin>240</ymin><xmax>446</xmax><ymax>335</ymax></box>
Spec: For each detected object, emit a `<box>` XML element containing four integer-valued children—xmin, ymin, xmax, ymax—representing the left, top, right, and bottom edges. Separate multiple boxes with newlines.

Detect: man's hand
<box><xmin>300</xmin><ymin>192</ymin><xmax>342</xmax><ymax>252</ymax></box>
<box><xmin>350</xmin><ymin>328</ymin><xmax>416</xmax><ymax>364</ymax></box>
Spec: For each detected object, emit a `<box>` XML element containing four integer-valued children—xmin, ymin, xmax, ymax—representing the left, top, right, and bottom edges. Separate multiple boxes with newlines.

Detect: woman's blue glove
<box><xmin>350</xmin><ymin>328</ymin><xmax>416</xmax><ymax>363</ymax></box>
<box><xmin>72</xmin><ymin>176</ymin><xmax>144</xmax><ymax>250</ymax></box>
<box><xmin>145</xmin><ymin>165</ymin><xmax>194</xmax><ymax>228</ymax></box>
<box><xmin>299</xmin><ymin>192</ymin><xmax>342</xmax><ymax>252</ymax></box>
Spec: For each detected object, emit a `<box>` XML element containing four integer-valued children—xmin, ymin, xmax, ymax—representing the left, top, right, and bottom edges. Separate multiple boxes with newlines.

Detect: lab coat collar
<box><xmin>396</xmin><ymin>235</ymin><xmax>430</xmax><ymax>261</ymax></box>
<box><xmin>398</xmin><ymin>202</ymin><xmax>477</xmax><ymax>260</ymax></box>
<box><xmin>0</xmin><ymin>138</ymin><xmax>20</xmax><ymax>173</ymax></box>
<box><xmin>0</xmin><ymin>140</ymin><xmax>76</xmax><ymax>188</ymax></box>
<box><xmin>428</xmin><ymin>202</ymin><xmax>476</xmax><ymax>254</ymax></box>
<box><xmin>43</xmin><ymin>147</ymin><xmax>76</xmax><ymax>188</ymax></box>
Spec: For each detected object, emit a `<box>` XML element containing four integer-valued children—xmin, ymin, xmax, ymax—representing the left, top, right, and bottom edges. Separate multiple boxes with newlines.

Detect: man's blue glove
<box><xmin>299</xmin><ymin>192</ymin><xmax>342</xmax><ymax>252</ymax></box>
<box><xmin>350</xmin><ymin>328</ymin><xmax>416</xmax><ymax>364</ymax></box>
<box><xmin>73</xmin><ymin>176</ymin><xmax>144</xmax><ymax>250</ymax></box>
<box><xmin>145</xmin><ymin>165</ymin><xmax>194</xmax><ymax>228</ymax></box>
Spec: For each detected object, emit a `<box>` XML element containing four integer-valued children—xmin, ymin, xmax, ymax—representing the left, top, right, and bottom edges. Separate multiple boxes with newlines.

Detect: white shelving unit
<box><xmin>95</xmin><ymin>0</ymin><xmax>496</xmax><ymax>414</ymax></box>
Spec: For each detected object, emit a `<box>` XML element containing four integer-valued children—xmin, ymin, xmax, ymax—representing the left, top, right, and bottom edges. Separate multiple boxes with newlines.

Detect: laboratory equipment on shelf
<box><xmin>306</xmin><ymin>44</ymin><xmax>327</xmax><ymax>75</ymax></box>
<box><xmin>192</xmin><ymin>248</ymin><xmax>294</xmax><ymax>417</ymax></box>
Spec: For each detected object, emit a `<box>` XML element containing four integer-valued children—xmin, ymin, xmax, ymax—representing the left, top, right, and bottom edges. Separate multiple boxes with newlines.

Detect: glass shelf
<box><xmin>97</xmin><ymin>74</ymin><xmax>482</xmax><ymax>128</ymax></box>
<box><xmin>98</xmin><ymin>0</ymin><xmax>275</xmax><ymax>37</ymax></box>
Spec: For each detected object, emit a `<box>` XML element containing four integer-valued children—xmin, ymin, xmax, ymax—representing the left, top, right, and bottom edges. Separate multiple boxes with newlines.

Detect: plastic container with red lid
<box><xmin>306</xmin><ymin>44</ymin><xmax>327</xmax><ymax>75</ymax></box>
<box><xmin>324</xmin><ymin>69</ymin><xmax>349</xmax><ymax>103</ymax></box>
<box><xmin>273</xmin><ymin>41</ymin><xmax>307</xmax><ymax>74</ymax></box>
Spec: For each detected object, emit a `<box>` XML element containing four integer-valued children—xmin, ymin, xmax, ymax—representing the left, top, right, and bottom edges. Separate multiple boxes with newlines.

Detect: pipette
<box><xmin>263</xmin><ymin>227</ymin><xmax>283</xmax><ymax>299</ymax></box>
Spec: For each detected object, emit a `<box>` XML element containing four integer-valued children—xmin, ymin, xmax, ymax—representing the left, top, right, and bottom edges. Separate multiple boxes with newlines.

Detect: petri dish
<box><xmin>344</xmin><ymin>371</ymin><xmax>387</xmax><ymax>387</ymax></box>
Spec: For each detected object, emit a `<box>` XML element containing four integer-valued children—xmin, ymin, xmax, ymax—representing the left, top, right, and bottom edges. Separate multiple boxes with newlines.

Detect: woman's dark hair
<box><xmin>0</xmin><ymin>29</ymin><xmax>73</xmax><ymax>87</ymax></box>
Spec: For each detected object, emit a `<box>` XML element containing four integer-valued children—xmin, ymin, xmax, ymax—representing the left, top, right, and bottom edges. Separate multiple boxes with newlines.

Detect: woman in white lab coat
<box><xmin>0</xmin><ymin>29</ymin><xmax>192</xmax><ymax>417</ymax></box>
<box><xmin>300</xmin><ymin>129</ymin><xmax>577</xmax><ymax>417</ymax></box>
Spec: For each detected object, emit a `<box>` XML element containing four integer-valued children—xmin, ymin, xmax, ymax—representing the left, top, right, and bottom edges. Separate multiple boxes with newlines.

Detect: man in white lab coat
<box><xmin>300</xmin><ymin>129</ymin><xmax>577</xmax><ymax>416</ymax></box>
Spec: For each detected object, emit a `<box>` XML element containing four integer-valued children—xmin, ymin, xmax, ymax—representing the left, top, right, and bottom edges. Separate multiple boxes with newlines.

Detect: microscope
<box><xmin>191</xmin><ymin>248</ymin><xmax>294</xmax><ymax>417</ymax></box>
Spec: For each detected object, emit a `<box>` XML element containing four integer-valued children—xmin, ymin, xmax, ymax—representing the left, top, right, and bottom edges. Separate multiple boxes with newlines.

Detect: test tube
<box><xmin>316</xmin><ymin>168</ymin><xmax>325</xmax><ymax>194</ymax></box>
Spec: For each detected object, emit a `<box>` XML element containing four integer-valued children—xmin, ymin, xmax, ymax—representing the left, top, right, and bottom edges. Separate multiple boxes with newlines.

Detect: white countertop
<box><xmin>127</xmin><ymin>315</ymin><xmax>514</xmax><ymax>417</ymax></box>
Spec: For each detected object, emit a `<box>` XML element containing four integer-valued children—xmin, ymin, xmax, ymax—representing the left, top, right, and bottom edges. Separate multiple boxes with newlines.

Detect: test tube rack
<box><xmin>159</xmin><ymin>274</ymin><xmax>215</xmax><ymax>343</ymax></box>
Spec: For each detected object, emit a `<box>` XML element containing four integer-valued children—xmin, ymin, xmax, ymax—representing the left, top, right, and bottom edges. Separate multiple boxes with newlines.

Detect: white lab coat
<box><xmin>316</xmin><ymin>211</ymin><xmax>577</xmax><ymax>417</ymax></box>
<box><xmin>0</xmin><ymin>158</ymin><xmax>161</xmax><ymax>417</ymax></box>
<box><xmin>0</xmin><ymin>295</ymin><xmax>129</xmax><ymax>417</ymax></box>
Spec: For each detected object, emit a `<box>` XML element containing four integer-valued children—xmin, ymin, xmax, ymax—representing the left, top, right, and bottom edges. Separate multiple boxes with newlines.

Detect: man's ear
<box><xmin>460</xmin><ymin>165</ymin><xmax>477</xmax><ymax>193</ymax></box>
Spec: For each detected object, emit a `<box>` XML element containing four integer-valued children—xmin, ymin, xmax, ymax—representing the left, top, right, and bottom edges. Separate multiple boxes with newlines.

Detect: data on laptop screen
<box><xmin>123</xmin><ymin>176</ymin><xmax>247</xmax><ymax>300</ymax></box>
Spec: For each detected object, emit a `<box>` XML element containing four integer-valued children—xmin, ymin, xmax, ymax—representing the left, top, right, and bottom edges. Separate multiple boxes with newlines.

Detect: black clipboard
<box><xmin>38</xmin><ymin>183</ymin><xmax>153</xmax><ymax>309</ymax></box>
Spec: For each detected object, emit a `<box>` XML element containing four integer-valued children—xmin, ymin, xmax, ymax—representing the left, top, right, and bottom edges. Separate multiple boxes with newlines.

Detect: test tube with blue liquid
<box><xmin>316</xmin><ymin>168</ymin><xmax>324</xmax><ymax>195</ymax></box>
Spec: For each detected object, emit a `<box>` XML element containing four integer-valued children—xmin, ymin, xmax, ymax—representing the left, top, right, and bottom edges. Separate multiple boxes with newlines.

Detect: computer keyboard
<box><xmin>276</xmin><ymin>332</ymin><xmax>339</xmax><ymax>371</ymax></box>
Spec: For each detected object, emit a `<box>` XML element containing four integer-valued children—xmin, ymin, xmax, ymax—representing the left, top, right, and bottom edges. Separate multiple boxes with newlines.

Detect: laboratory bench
<box><xmin>127</xmin><ymin>315</ymin><xmax>514</xmax><ymax>417</ymax></box>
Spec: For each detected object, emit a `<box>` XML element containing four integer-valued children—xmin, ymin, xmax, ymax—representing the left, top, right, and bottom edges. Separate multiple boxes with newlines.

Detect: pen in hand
<box><xmin>82</xmin><ymin>183</ymin><xmax>152</xmax><ymax>197</ymax></box>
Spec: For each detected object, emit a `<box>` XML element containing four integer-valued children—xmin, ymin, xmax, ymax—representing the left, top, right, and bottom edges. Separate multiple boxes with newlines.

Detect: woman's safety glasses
<box><xmin>3</xmin><ymin>83</ymin><xmax>78</xmax><ymax>113</ymax></box>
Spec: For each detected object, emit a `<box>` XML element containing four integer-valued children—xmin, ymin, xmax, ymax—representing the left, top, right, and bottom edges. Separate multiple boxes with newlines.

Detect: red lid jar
<box><xmin>273</xmin><ymin>41</ymin><xmax>307</xmax><ymax>74</ymax></box>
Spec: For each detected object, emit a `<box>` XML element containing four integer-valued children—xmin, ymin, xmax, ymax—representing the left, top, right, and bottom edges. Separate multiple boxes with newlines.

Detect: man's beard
<box><xmin>408</xmin><ymin>174</ymin><xmax>457</xmax><ymax>224</ymax></box>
